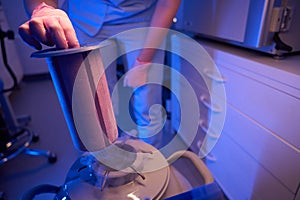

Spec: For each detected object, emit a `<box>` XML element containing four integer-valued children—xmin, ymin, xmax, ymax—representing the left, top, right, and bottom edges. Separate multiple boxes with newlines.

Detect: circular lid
<box><xmin>30</xmin><ymin>41</ymin><xmax>111</xmax><ymax>58</ymax></box>
<box><xmin>64</xmin><ymin>139</ymin><xmax>170</xmax><ymax>200</ymax></box>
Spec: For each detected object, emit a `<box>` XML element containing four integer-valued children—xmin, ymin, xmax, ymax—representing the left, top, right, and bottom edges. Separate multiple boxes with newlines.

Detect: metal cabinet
<box><xmin>170</xmin><ymin>35</ymin><xmax>300</xmax><ymax>199</ymax></box>
<box><xmin>169</xmin><ymin>34</ymin><xmax>226</xmax><ymax>159</ymax></box>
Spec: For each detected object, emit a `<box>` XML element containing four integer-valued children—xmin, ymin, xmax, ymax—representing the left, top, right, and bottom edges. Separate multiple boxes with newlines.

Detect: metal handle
<box><xmin>203</xmin><ymin>69</ymin><xmax>226</xmax><ymax>83</ymax></box>
<box><xmin>199</xmin><ymin>148</ymin><xmax>217</xmax><ymax>162</ymax></box>
<box><xmin>167</xmin><ymin>150</ymin><xmax>214</xmax><ymax>185</ymax></box>
<box><xmin>198</xmin><ymin>119</ymin><xmax>219</xmax><ymax>139</ymax></box>
<box><xmin>197</xmin><ymin>121</ymin><xmax>218</xmax><ymax>162</ymax></box>
<box><xmin>205</xmin><ymin>154</ymin><xmax>217</xmax><ymax>162</ymax></box>
<box><xmin>200</xmin><ymin>95</ymin><xmax>222</xmax><ymax>113</ymax></box>
<box><xmin>196</xmin><ymin>142</ymin><xmax>217</xmax><ymax>162</ymax></box>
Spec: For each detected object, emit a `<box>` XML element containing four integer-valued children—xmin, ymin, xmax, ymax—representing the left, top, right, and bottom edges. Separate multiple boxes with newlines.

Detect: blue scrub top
<box><xmin>66</xmin><ymin>0</ymin><xmax>157</xmax><ymax>36</ymax></box>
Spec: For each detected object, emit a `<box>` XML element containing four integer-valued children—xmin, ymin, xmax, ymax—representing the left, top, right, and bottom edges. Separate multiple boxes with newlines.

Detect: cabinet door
<box><xmin>170</xmin><ymin>43</ymin><xmax>205</xmax><ymax>148</ymax></box>
<box><xmin>218</xmin><ymin>64</ymin><xmax>300</xmax><ymax>149</ymax></box>
<box><xmin>174</xmin><ymin>0</ymin><xmax>250</xmax><ymax>42</ymax></box>
<box><xmin>170</xmin><ymin>66</ymin><xmax>200</xmax><ymax>149</ymax></box>
<box><xmin>223</xmin><ymin>104</ymin><xmax>300</xmax><ymax>193</ymax></box>
<box><xmin>206</xmin><ymin>132</ymin><xmax>295</xmax><ymax>200</ymax></box>
<box><xmin>170</xmin><ymin>49</ymin><xmax>226</xmax><ymax>157</ymax></box>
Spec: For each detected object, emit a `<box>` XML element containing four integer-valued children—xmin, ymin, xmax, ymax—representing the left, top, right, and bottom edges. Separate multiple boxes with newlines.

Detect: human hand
<box><xmin>123</xmin><ymin>59</ymin><xmax>151</xmax><ymax>88</ymax></box>
<box><xmin>18</xmin><ymin>2</ymin><xmax>79</xmax><ymax>50</ymax></box>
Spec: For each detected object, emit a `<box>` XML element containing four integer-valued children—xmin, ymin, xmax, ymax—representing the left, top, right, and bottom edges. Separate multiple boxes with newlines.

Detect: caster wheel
<box><xmin>0</xmin><ymin>191</ymin><xmax>5</xmax><ymax>200</ymax></box>
<box><xmin>48</xmin><ymin>153</ymin><xmax>57</xmax><ymax>163</ymax></box>
<box><xmin>32</xmin><ymin>134</ymin><xmax>39</xmax><ymax>143</ymax></box>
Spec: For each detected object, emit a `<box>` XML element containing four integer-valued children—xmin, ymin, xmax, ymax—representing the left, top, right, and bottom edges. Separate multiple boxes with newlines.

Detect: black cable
<box><xmin>273</xmin><ymin>32</ymin><xmax>293</xmax><ymax>52</ymax></box>
<box><xmin>0</xmin><ymin>27</ymin><xmax>18</xmax><ymax>93</ymax></box>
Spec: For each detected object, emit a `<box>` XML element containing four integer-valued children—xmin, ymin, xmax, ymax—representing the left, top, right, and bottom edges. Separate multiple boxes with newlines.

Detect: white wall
<box><xmin>1</xmin><ymin>0</ymin><xmax>49</xmax><ymax>75</ymax></box>
<box><xmin>0</xmin><ymin>1</ymin><xmax>23</xmax><ymax>90</ymax></box>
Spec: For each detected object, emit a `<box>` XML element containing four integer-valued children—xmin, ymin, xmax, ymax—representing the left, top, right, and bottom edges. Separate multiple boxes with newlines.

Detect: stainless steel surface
<box><xmin>175</xmin><ymin>0</ymin><xmax>250</xmax><ymax>43</ymax></box>
<box><xmin>31</xmin><ymin>42</ymin><xmax>118</xmax><ymax>152</ymax></box>
<box><xmin>19</xmin><ymin>139</ymin><xmax>216</xmax><ymax>200</ymax></box>
<box><xmin>0</xmin><ymin>77</ymin><xmax>222</xmax><ymax>200</ymax></box>
<box><xmin>174</xmin><ymin>0</ymin><xmax>300</xmax><ymax>56</ymax></box>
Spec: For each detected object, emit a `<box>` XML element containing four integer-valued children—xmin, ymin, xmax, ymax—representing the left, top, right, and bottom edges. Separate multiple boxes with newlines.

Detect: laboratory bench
<box><xmin>169</xmin><ymin>35</ymin><xmax>300</xmax><ymax>200</ymax></box>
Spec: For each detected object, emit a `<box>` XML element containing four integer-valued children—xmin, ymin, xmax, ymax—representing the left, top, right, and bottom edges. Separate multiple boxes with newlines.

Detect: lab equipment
<box><xmin>31</xmin><ymin>42</ymin><xmax>118</xmax><ymax>152</ymax></box>
<box><xmin>21</xmin><ymin>139</ymin><xmax>225</xmax><ymax>200</ymax></box>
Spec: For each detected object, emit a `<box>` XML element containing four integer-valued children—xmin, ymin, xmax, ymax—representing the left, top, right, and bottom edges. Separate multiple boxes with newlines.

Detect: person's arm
<box><xmin>123</xmin><ymin>0</ymin><xmax>181</xmax><ymax>88</ymax></box>
<box><xmin>137</xmin><ymin>0</ymin><xmax>181</xmax><ymax>62</ymax></box>
<box><xmin>24</xmin><ymin>0</ymin><xmax>59</xmax><ymax>15</ymax></box>
<box><xmin>19</xmin><ymin>0</ymin><xmax>79</xmax><ymax>50</ymax></box>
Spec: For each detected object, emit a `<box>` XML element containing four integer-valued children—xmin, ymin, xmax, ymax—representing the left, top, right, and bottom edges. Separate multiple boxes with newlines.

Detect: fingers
<box><xmin>18</xmin><ymin>9</ymin><xmax>79</xmax><ymax>50</ymax></box>
<box><xmin>29</xmin><ymin>18</ymin><xmax>55</xmax><ymax>47</ymax></box>
<box><xmin>43</xmin><ymin>17</ymin><xmax>68</xmax><ymax>49</ymax></box>
<box><xmin>58</xmin><ymin>16</ymin><xmax>80</xmax><ymax>48</ymax></box>
<box><xmin>43</xmin><ymin>14</ymin><xmax>79</xmax><ymax>49</ymax></box>
<box><xmin>18</xmin><ymin>22</ymin><xmax>43</xmax><ymax>50</ymax></box>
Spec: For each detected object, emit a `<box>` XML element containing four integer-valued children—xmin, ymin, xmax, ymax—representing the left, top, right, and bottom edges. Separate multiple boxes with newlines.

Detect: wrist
<box><xmin>32</xmin><ymin>2</ymin><xmax>56</xmax><ymax>16</ymax></box>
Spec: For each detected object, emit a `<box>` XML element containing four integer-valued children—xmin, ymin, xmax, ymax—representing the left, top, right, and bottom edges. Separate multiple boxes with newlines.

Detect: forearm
<box><xmin>24</xmin><ymin>0</ymin><xmax>58</xmax><ymax>15</ymax></box>
<box><xmin>150</xmin><ymin>0</ymin><xmax>181</xmax><ymax>29</ymax></box>
<box><xmin>138</xmin><ymin>0</ymin><xmax>181</xmax><ymax>62</ymax></box>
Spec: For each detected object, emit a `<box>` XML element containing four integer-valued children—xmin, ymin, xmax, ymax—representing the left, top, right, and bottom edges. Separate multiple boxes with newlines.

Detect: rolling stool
<box><xmin>0</xmin><ymin>27</ymin><xmax>57</xmax><ymax>164</ymax></box>
<box><xmin>0</xmin><ymin>28</ymin><xmax>56</xmax><ymax>200</ymax></box>
<box><xmin>0</xmin><ymin>79</ymin><xmax>57</xmax><ymax>164</ymax></box>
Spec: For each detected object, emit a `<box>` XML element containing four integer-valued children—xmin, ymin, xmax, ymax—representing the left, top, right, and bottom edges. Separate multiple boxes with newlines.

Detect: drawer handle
<box><xmin>204</xmin><ymin>69</ymin><xmax>226</xmax><ymax>83</ymax></box>
<box><xmin>198</xmin><ymin>146</ymin><xmax>217</xmax><ymax>162</ymax></box>
<box><xmin>199</xmin><ymin>119</ymin><xmax>219</xmax><ymax>139</ymax></box>
<box><xmin>205</xmin><ymin>153</ymin><xmax>217</xmax><ymax>162</ymax></box>
<box><xmin>200</xmin><ymin>95</ymin><xmax>222</xmax><ymax>113</ymax></box>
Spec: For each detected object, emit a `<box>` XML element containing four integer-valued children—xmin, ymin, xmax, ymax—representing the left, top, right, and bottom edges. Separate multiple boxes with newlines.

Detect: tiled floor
<box><xmin>0</xmin><ymin>76</ymin><xmax>217</xmax><ymax>200</ymax></box>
